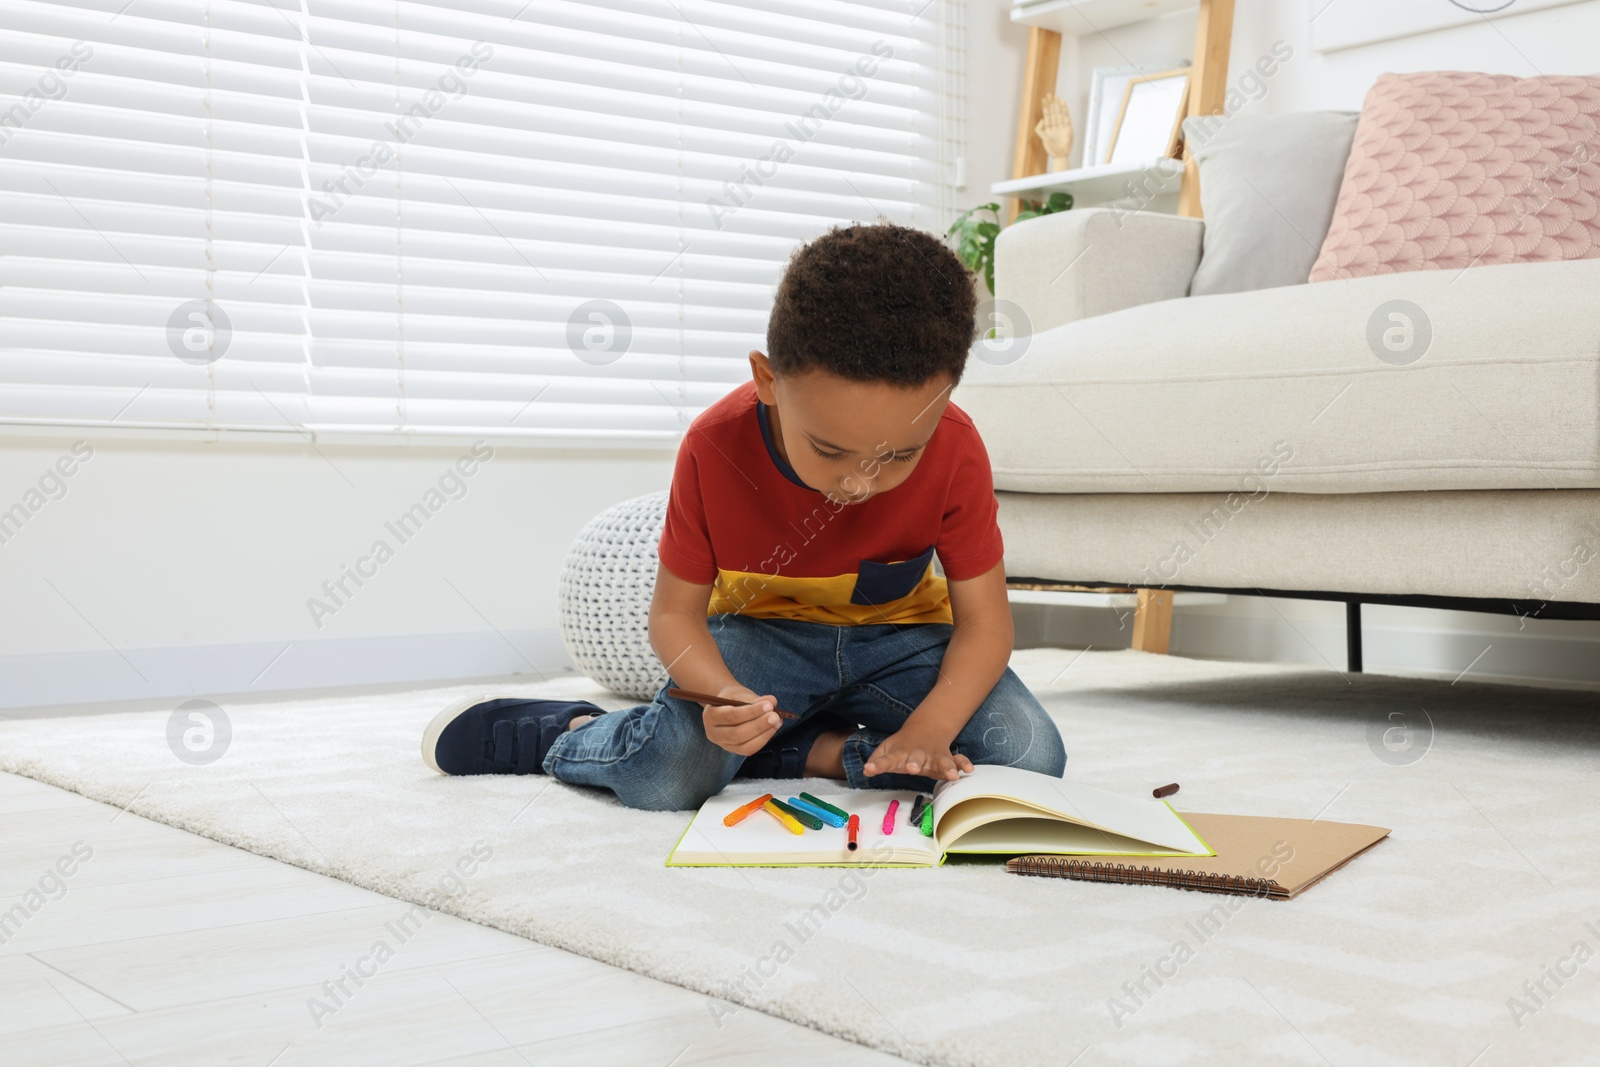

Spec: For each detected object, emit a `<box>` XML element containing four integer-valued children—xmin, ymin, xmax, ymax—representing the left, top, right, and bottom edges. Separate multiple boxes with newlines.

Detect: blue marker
<box><xmin>787</xmin><ymin>796</ymin><xmax>846</xmax><ymax>828</ymax></box>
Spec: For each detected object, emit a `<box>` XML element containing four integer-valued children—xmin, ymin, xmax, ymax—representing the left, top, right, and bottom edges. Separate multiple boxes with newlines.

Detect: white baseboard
<box><xmin>1014</xmin><ymin>602</ymin><xmax>1600</xmax><ymax>689</ymax></box>
<box><xmin>1173</xmin><ymin>613</ymin><xmax>1600</xmax><ymax>689</ymax></box>
<box><xmin>0</xmin><ymin>629</ymin><xmax>572</xmax><ymax>710</ymax></box>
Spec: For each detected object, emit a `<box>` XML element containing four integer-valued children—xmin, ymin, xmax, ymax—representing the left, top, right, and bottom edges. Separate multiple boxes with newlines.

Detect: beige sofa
<box><xmin>953</xmin><ymin>208</ymin><xmax>1600</xmax><ymax>667</ymax></box>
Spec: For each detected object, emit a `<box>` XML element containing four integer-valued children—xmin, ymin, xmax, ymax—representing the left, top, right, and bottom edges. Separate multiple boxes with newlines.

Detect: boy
<box><xmin>422</xmin><ymin>222</ymin><xmax>1067</xmax><ymax>810</ymax></box>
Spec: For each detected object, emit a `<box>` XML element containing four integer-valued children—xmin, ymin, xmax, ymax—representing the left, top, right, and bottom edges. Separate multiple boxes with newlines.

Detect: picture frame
<box><xmin>1106</xmin><ymin>67</ymin><xmax>1192</xmax><ymax>166</ymax></box>
<box><xmin>1082</xmin><ymin>61</ymin><xmax>1188</xmax><ymax>168</ymax></box>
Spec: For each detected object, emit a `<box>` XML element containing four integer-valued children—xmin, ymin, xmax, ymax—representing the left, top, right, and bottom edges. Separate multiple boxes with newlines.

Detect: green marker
<box><xmin>771</xmin><ymin>798</ymin><xmax>823</xmax><ymax>831</ymax></box>
<box><xmin>919</xmin><ymin>803</ymin><xmax>934</xmax><ymax>836</ymax></box>
<box><xmin>798</xmin><ymin>792</ymin><xmax>849</xmax><ymax>821</ymax></box>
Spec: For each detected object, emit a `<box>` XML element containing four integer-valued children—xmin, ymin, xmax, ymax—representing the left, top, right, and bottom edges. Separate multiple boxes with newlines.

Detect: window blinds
<box><xmin>0</xmin><ymin>0</ymin><xmax>964</xmax><ymax>440</ymax></box>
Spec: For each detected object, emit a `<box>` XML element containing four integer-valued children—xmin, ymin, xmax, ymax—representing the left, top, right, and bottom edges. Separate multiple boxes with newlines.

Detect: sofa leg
<box><xmin>1131</xmin><ymin>589</ymin><xmax>1174</xmax><ymax>655</ymax></box>
<box><xmin>1346</xmin><ymin>600</ymin><xmax>1363</xmax><ymax>673</ymax></box>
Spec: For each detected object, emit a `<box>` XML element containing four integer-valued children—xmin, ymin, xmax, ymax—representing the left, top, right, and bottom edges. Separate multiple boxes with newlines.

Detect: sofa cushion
<box><xmin>954</xmin><ymin>257</ymin><xmax>1600</xmax><ymax>494</ymax></box>
<box><xmin>994</xmin><ymin>209</ymin><xmax>1203</xmax><ymax>335</ymax></box>
<box><xmin>1310</xmin><ymin>71</ymin><xmax>1600</xmax><ymax>282</ymax></box>
<box><xmin>1185</xmin><ymin>111</ymin><xmax>1359</xmax><ymax>296</ymax></box>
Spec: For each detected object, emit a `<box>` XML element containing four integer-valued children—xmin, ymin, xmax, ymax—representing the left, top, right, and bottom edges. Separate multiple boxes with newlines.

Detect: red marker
<box><xmin>882</xmin><ymin>799</ymin><xmax>899</xmax><ymax>836</ymax></box>
<box><xmin>846</xmin><ymin>814</ymin><xmax>860</xmax><ymax>851</ymax></box>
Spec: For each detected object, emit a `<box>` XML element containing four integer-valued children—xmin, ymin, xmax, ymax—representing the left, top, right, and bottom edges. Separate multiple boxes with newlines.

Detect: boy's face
<box><xmin>749</xmin><ymin>351</ymin><xmax>954</xmax><ymax>504</ymax></box>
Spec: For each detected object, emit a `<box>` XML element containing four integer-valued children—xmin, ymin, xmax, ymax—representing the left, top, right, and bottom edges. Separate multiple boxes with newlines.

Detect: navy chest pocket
<box><xmin>851</xmin><ymin>545</ymin><xmax>937</xmax><ymax>606</ymax></box>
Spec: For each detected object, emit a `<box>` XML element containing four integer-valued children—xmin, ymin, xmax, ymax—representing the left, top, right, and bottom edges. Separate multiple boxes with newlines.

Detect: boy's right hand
<box><xmin>697</xmin><ymin>685</ymin><xmax>783</xmax><ymax>756</ymax></box>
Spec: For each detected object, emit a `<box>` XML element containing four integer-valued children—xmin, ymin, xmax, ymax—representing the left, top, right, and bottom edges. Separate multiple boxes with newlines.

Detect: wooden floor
<box><xmin>0</xmin><ymin>770</ymin><xmax>908</xmax><ymax>1066</ymax></box>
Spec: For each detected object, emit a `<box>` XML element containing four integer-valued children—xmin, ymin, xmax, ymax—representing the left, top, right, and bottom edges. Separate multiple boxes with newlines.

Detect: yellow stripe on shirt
<box><xmin>708</xmin><ymin>567</ymin><xmax>953</xmax><ymax>626</ymax></box>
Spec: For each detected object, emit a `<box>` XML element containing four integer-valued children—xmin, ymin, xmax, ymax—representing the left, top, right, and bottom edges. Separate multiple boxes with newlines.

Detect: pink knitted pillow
<box><xmin>1309</xmin><ymin>71</ymin><xmax>1600</xmax><ymax>282</ymax></box>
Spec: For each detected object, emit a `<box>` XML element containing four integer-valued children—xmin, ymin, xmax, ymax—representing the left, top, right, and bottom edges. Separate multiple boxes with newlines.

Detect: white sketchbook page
<box><xmin>669</xmin><ymin>791</ymin><xmax>938</xmax><ymax>865</ymax></box>
<box><xmin>932</xmin><ymin>767</ymin><xmax>1210</xmax><ymax>855</ymax></box>
<box><xmin>946</xmin><ymin>818</ymin><xmax>1203</xmax><ymax>857</ymax></box>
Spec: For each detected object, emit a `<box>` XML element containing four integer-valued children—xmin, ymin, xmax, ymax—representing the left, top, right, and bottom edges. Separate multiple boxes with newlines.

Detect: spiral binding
<box><xmin>1005</xmin><ymin>856</ymin><xmax>1282</xmax><ymax>897</ymax></box>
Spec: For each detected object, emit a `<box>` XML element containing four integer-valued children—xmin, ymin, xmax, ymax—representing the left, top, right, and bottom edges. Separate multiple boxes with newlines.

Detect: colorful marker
<box><xmin>771</xmin><ymin>798</ymin><xmax>823</xmax><ymax>831</ymax></box>
<box><xmin>882</xmin><ymin>798</ymin><xmax>900</xmax><ymax>835</ymax></box>
<box><xmin>920</xmin><ymin>802</ymin><xmax>934</xmax><ymax>836</ymax></box>
<box><xmin>666</xmin><ymin>688</ymin><xmax>797</xmax><ymax>720</ymax></box>
<box><xmin>847</xmin><ymin>814</ymin><xmax>860</xmax><ymax>851</ymax></box>
<box><xmin>762</xmin><ymin>799</ymin><xmax>805</xmax><ymax>835</ymax></box>
<box><xmin>788</xmin><ymin>796</ymin><xmax>845</xmax><ymax>828</ymax></box>
<box><xmin>798</xmin><ymin>792</ymin><xmax>850</xmax><ymax>822</ymax></box>
<box><xmin>908</xmin><ymin>794</ymin><xmax>929</xmax><ymax>826</ymax></box>
<box><xmin>723</xmin><ymin>793</ymin><xmax>774</xmax><ymax>827</ymax></box>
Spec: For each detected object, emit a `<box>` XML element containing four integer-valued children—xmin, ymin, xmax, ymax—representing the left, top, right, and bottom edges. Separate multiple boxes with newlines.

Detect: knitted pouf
<box><xmin>557</xmin><ymin>491</ymin><xmax>670</xmax><ymax>700</ymax></box>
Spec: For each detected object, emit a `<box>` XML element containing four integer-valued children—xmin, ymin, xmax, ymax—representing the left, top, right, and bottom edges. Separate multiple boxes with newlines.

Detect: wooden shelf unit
<box><xmin>998</xmin><ymin>1</ymin><xmax>1236</xmax><ymax>653</ymax></box>
<box><xmin>1002</xmin><ymin>0</ymin><xmax>1235</xmax><ymax>221</ymax></box>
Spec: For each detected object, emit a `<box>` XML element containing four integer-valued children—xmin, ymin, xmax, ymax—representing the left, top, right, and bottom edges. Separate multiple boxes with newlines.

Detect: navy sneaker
<box><xmin>736</xmin><ymin>712</ymin><xmax>856</xmax><ymax>779</ymax></box>
<box><xmin>422</xmin><ymin>695</ymin><xmax>605</xmax><ymax>776</ymax></box>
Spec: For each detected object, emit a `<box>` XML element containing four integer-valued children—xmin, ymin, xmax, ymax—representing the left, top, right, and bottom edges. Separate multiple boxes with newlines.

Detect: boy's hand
<box><xmin>697</xmin><ymin>685</ymin><xmax>784</xmax><ymax>756</ymax></box>
<box><xmin>863</xmin><ymin>726</ymin><xmax>975</xmax><ymax>781</ymax></box>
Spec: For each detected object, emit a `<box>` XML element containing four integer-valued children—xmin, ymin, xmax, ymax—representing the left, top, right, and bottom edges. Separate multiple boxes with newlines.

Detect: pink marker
<box><xmin>882</xmin><ymin>799</ymin><xmax>900</xmax><ymax>835</ymax></box>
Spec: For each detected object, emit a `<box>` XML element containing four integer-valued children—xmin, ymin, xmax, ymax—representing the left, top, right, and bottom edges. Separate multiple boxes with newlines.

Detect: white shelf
<box><xmin>991</xmin><ymin>157</ymin><xmax>1174</xmax><ymax>206</ymax></box>
<box><xmin>1009</xmin><ymin>0</ymin><xmax>1198</xmax><ymax>36</ymax></box>
<box><xmin>1007</xmin><ymin>590</ymin><xmax>1228</xmax><ymax>609</ymax></box>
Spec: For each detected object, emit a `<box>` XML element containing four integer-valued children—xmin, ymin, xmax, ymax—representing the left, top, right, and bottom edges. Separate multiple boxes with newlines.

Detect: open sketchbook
<box><xmin>666</xmin><ymin>766</ymin><xmax>1213</xmax><ymax>867</ymax></box>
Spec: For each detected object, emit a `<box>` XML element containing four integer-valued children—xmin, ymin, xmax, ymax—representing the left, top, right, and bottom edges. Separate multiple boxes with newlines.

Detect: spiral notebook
<box><xmin>1007</xmin><ymin>811</ymin><xmax>1389</xmax><ymax>899</ymax></box>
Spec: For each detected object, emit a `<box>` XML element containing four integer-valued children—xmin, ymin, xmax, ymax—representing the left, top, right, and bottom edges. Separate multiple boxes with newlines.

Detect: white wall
<box><xmin>0</xmin><ymin>428</ymin><xmax>673</xmax><ymax>708</ymax></box>
<box><xmin>995</xmin><ymin>0</ymin><xmax>1600</xmax><ymax>688</ymax></box>
<box><xmin>1233</xmin><ymin>0</ymin><xmax>1600</xmax><ymax>109</ymax></box>
<box><xmin>961</xmin><ymin>2</ymin><xmax>1031</xmax><ymax>209</ymax></box>
<box><xmin>1026</xmin><ymin>0</ymin><xmax>1600</xmax><ymax>161</ymax></box>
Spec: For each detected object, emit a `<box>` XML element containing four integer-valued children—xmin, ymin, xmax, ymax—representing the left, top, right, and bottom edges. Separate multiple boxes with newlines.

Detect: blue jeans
<box><xmin>543</xmin><ymin>615</ymin><xmax>1068</xmax><ymax>811</ymax></box>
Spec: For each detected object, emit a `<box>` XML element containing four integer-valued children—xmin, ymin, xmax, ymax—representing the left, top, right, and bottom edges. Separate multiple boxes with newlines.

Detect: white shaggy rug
<box><xmin>4</xmin><ymin>649</ymin><xmax>1598</xmax><ymax>1067</ymax></box>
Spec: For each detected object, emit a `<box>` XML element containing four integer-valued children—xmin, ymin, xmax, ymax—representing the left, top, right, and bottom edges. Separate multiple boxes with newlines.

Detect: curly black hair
<box><xmin>766</xmin><ymin>222</ymin><xmax>977</xmax><ymax>386</ymax></box>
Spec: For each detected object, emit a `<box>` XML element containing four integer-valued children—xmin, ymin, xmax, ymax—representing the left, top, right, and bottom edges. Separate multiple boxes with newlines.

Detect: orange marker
<box><xmin>762</xmin><ymin>799</ymin><xmax>805</xmax><ymax>835</ymax></box>
<box><xmin>723</xmin><ymin>793</ymin><xmax>773</xmax><ymax>827</ymax></box>
<box><xmin>847</xmin><ymin>813</ymin><xmax>860</xmax><ymax>851</ymax></box>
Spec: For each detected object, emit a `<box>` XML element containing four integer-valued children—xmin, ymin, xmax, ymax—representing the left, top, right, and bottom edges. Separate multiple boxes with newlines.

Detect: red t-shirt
<box><xmin>658</xmin><ymin>381</ymin><xmax>1003</xmax><ymax>625</ymax></box>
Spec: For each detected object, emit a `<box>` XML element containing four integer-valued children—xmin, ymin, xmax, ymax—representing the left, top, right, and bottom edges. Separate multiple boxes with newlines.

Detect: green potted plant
<box><xmin>947</xmin><ymin>191</ymin><xmax>1073</xmax><ymax>295</ymax></box>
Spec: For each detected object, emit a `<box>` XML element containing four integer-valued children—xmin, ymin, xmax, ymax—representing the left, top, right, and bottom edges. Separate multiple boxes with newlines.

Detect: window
<box><xmin>0</xmin><ymin>0</ymin><xmax>966</xmax><ymax>439</ymax></box>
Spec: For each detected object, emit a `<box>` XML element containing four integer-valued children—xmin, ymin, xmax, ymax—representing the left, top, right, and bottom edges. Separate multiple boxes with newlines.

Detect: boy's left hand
<box><xmin>863</xmin><ymin>726</ymin><xmax>974</xmax><ymax>781</ymax></box>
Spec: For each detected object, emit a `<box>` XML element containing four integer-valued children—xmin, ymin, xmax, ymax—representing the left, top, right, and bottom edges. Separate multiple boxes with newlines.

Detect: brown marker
<box><xmin>667</xmin><ymin>687</ymin><xmax>798</xmax><ymax>720</ymax></box>
<box><xmin>1152</xmin><ymin>783</ymin><xmax>1180</xmax><ymax>799</ymax></box>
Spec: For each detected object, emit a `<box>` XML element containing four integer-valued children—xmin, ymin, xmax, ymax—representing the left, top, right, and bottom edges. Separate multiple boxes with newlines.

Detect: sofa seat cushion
<box><xmin>955</xmin><ymin>257</ymin><xmax>1600</xmax><ymax>494</ymax></box>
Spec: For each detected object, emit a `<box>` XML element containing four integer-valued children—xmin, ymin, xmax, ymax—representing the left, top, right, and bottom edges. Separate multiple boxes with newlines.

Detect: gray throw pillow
<box><xmin>1184</xmin><ymin>111</ymin><xmax>1359</xmax><ymax>296</ymax></box>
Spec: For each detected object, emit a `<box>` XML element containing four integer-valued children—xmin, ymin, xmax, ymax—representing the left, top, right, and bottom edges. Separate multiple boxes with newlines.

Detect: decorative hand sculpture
<box><xmin>1035</xmin><ymin>93</ymin><xmax>1074</xmax><ymax>172</ymax></box>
